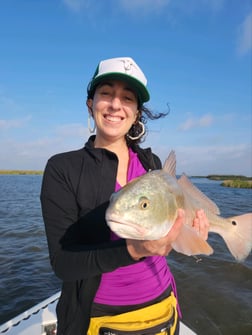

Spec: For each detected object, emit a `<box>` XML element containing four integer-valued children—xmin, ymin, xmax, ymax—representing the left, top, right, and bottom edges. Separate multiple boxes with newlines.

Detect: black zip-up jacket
<box><xmin>40</xmin><ymin>136</ymin><xmax>162</xmax><ymax>335</ymax></box>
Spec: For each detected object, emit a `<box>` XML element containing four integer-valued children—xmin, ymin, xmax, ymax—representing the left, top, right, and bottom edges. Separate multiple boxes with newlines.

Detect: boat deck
<box><xmin>0</xmin><ymin>292</ymin><xmax>197</xmax><ymax>335</ymax></box>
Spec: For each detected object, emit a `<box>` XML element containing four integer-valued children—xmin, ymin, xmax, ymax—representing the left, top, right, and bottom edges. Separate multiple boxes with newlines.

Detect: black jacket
<box><xmin>40</xmin><ymin>136</ymin><xmax>162</xmax><ymax>335</ymax></box>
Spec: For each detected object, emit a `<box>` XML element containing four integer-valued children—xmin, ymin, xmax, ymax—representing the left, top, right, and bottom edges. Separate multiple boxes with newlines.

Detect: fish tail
<box><xmin>220</xmin><ymin>213</ymin><xmax>252</xmax><ymax>262</ymax></box>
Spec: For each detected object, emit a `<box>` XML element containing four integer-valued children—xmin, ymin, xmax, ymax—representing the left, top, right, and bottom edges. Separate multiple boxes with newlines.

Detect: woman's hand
<box><xmin>126</xmin><ymin>208</ymin><xmax>210</xmax><ymax>260</ymax></box>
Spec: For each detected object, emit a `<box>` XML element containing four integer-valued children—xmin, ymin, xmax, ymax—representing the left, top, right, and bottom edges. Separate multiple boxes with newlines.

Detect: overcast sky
<box><xmin>0</xmin><ymin>0</ymin><xmax>251</xmax><ymax>176</ymax></box>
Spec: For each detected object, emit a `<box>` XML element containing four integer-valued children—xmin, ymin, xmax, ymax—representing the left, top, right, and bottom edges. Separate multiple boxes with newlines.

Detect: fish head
<box><xmin>106</xmin><ymin>171</ymin><xmax>179</xmax><ymax>240</ymax></box>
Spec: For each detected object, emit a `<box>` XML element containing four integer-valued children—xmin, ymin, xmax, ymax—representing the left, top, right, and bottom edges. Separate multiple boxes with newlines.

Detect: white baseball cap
<box><xmin>87</xmin><ymin>57</ymin><xmax>150</xmax><ymax>103</ymax></box>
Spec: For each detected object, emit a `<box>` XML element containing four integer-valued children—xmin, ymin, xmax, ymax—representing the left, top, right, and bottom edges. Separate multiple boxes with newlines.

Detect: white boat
<box><xmin>0</xmin><ymin>292</ymin><xmax>197</xmax><ymax>335</ymax></box>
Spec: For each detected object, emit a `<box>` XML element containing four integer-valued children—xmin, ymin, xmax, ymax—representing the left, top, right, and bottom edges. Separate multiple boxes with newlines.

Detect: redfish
<box><xmin>106</xmin><ymin>151</ymin><xmax>252</xmax><ymax>261</ymax></box>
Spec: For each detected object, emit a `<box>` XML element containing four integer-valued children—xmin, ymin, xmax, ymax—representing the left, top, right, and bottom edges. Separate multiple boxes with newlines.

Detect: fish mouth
<box><xmin>106</xmin><ymin>219</ymin><xmax>147</xmax><ymax>239</ymax></box>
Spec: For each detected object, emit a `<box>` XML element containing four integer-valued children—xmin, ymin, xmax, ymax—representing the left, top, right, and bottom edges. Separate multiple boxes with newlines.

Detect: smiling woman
<box><xmin>40</xmin><ymin>56</ymin><xmax>210</xmax><ymax>335</ymax></box>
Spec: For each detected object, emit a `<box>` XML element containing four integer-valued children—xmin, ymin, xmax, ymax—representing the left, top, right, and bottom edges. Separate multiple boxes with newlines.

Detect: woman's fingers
<box><xmin>193</xmin><ymin>209</ymin><xmax>209</xmax><ymax>240</ymax></box>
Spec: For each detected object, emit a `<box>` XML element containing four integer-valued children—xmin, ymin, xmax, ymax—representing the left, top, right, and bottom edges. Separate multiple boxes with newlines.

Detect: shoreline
<box><xmin>0</xmin><ymin>171</ymin><xmax>251</xmax><ymax>188</ymax></box>
<box><xmin>0</xmin><ymin>170</ymin><xmax>43</xmax><ymax>175</ymax></box>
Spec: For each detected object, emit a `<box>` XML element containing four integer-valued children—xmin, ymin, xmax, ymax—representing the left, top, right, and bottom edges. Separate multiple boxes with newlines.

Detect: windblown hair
<box><xmin>126</xmin><ymin>105</ymin><xmax>169</xmax><ymax>145</ymax></box>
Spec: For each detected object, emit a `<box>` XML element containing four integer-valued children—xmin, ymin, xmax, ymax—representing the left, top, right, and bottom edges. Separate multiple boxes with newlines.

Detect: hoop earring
<box><xmin>88</xmin><ymin>113</ymin><xmax>96</xmax><ymax>133</ymax></box>
<box><xmin>127</xmin><ymin>121</ymin><xmax>145</xmax><ymax>140</ymax></box>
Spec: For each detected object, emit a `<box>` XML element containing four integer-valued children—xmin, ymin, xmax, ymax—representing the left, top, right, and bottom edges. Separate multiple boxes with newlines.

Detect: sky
<box><xmin>0</xmin><ymin>0</ymin><xmax>251</xmax><ymax>176</ymax></box>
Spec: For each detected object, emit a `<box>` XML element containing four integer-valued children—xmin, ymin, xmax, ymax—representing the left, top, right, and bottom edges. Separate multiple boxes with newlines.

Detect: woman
<box><xmin>40</xmin><ymin>57</ymin><xmax>209</xmax><ymax>335</ymax></box>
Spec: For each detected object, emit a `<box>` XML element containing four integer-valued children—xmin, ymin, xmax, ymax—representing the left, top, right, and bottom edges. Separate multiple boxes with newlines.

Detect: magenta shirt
<box><xmin>94</xmin><ymin>149</ymin><xmax>177</xmax><ymax>306</ymax></box>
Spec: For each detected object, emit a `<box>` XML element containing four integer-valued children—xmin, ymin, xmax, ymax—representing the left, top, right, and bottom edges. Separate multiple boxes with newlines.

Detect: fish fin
<box><xmin>162</xmin><ymin>150</ymin><xmax>176</xmax><ymax>177</ymax></box>
<box><xmin>211</xmin><ymin>213</ymin><xmax>252</xmax><ymax>262</ymax></box>
<box><xmin>171</xmin><ymin>223</ymin><xmax>214</xmax><ymax>256</ymax></box>
<box><xmin>178</xmin><ymin>174</ymin><xmax>220</xmax><ymax>215</ymax></box>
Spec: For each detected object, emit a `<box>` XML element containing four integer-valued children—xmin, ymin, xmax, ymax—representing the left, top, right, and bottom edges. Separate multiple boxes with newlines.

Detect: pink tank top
<box><xmin>94</xmin><ymin>149</ymin><xmax>177</xmax><ymax>306</ymax></box>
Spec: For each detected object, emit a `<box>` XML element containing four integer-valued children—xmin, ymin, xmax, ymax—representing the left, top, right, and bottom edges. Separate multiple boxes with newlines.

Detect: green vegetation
<box><xmin>0</xmin><ymin>170</ymin><xmax>43</xmax><ymax>175</ymax></box>
<box><xmin>220</xmin><ymin>180</ymin><xmax>252</xmax><ymax>189</ymax></box>
<box><xmin>207</xmin><ymin>175</ymin><xmax>252</xmax><ymax>189</ymax></box>
<box><xmin>207</xmin><ymin>175</ymin><xmax>251</xmax><ymax>181</ymax></box>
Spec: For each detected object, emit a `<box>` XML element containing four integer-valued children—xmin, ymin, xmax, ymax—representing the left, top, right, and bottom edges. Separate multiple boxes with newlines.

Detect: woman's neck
<box><xmin>94</xmin><ymin>136</ymin><xmax>130</xmax><ymax>187</ymax></box>
<box><xmin>94</xmin><ymin>136</ymin><xmax>128</xmax><ymax>156</ymax></box>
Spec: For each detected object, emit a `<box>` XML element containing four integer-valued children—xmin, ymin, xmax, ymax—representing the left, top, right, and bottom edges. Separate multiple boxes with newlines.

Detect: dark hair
<box><xmin>126</xmin><ymin>105</ymin><xmax>169</xmax><ymax>145</ymax></box>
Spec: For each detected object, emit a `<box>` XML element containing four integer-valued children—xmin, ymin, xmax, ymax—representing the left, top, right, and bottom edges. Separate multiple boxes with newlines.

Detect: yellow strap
<box><xmin>88</xmin><ymin>292</ymin><xmax>178</xmax><ymax>335</ymax></box>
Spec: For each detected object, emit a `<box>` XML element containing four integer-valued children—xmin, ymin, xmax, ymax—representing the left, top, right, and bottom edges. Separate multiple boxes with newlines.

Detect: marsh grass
<box><xmin>0</xmin><ymin>170</ymin><xmax>43</xmax><ymax>175</ymax></box>
<box><xmin>220</xmin><ymin>179</ymin><xmax>252</xmax><ymax>189</ymax></box>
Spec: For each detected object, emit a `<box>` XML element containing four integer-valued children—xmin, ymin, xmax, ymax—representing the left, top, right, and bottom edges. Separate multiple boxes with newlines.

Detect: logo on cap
<box><xmin>122</xmin><ymin>59</ymin><xmax>133</xmax><ymax>75</ymax></box>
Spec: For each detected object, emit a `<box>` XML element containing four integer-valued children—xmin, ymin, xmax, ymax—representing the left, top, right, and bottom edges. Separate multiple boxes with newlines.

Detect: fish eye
<box><xmin>139</xmin><ymin>197</ymin><xmax>150</xmax><ymax>210</ymax></box>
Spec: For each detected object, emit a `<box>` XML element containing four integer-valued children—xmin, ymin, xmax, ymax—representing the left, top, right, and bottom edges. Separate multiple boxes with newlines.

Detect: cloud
<box><xmin>154</xmin><ymin>143</ymin><xmax>252</xmax><ymax>176</ymax></box>
<box><xmin>0</xmin><ymin>116</ymin><xmax>31</xmax><ymax>131</ymax></box>
<box><xmin>118</xmin><ymin>0</ymin><xmax>226</xmax><ymax>15</ymax></box>
<box><xmin>1</xmin><ymin>123</ymin><xmax>251</xmax><ymax>176</ymax></box>
<box><xmin>237</xmin><ymin>11</ymin><xmax>252</xmax><ymax>55</ymax></box>
<box><xmin>118</xmin><ymin>0</ymin><xmax>170</xmax><ymax>13</ymax></box>
<box><xmin>55</xmin><ymin>123</ymin><xmax>87</xmax><ymax>137</ymax></box>
<box><xmin>0</xmin><ymin>95</ymin><xmax>20</xmax><ymax>112</ymax></box>
<box><xmin>175</xmin><ymin>144</ymin><xmax>252</xmax><ymax>176</ymax></box>
<box><xmin>62</xmin><ymin>0</ymin><xmax>90</xmax><ymax>12</ymax></box>
<box><xmin>166</xmin><ymin>0</ymin><xmax>225</xmax><ymax>16</ymax></box>
<box><xmin>62</xmin><ymin>0</ymin><xmax>171</xmax><ymax>15</ymax></box>
<box><xmin>0</xmin><ymin>138</ymin><xmax>61</xmax><ymax>170</ymax></box>
<box><xmin>201</xmin><ymin>0</ymin><xmax>225</xmax><ymax>12</ymax></box>
<box><xmin>62</xmin><ymin>0</ymin><xmax>226</xmax><ymax>17</ymax></box>
<box><xmin>0</xmin><ymin>123</ymin><xmax>90</xmax><ymax>169</ymax></box>
<box><xmin>178</xmin><ymin>114</ymin><xmax>213</xmax><ymax>131</ymax></box>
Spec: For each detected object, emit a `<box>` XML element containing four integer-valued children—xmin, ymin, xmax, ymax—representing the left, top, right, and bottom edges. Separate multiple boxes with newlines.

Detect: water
<box><xmin>0</xmin><ymin>175</ymin><xmax>60</xmax><ymax>324</ymax></box>
<box><xmin>0</xmin><ymin>175</ymin><xmax>251</xmax><ymax>335</ymax></box>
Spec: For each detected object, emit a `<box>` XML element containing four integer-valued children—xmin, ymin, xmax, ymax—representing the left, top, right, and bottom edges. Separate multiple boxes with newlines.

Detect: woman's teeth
<box><xmin>105</xmin><ymin>115</ymin><xmax>123</xmax><ymax>122</ymax></box>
